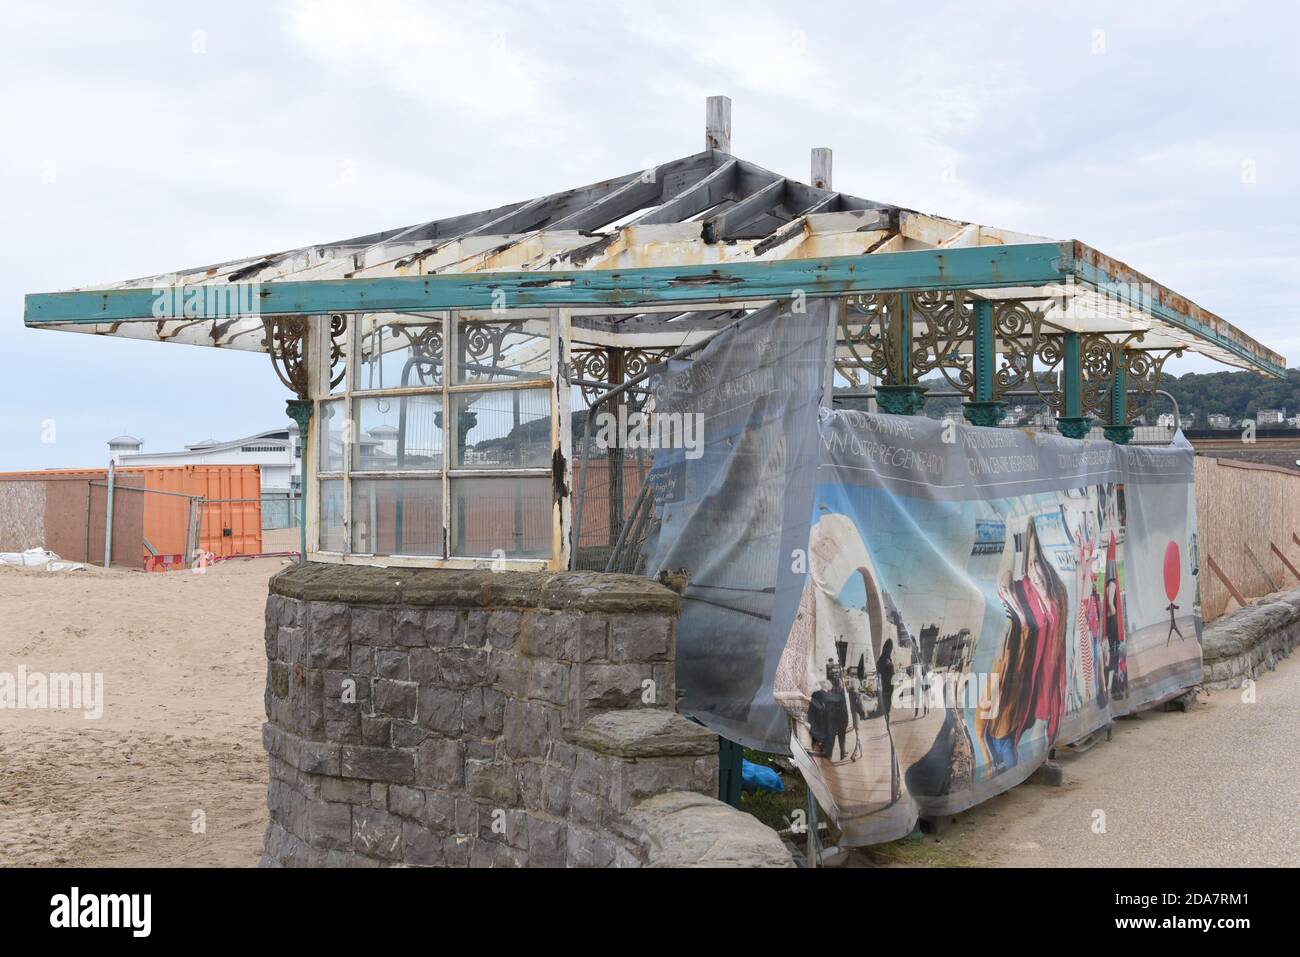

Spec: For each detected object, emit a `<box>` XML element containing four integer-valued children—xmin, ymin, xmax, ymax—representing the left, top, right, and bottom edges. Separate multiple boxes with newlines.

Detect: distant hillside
<box><xmin>1161</xmin><ymin>368</ymin><xmax>1300</xmax><ymax>423</ymax></box>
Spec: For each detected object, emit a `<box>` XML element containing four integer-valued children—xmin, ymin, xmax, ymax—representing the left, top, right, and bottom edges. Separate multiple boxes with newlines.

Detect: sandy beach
<box><xmin>0</xmin><ymin>558</ymin><xmax>278</xmax><ymax>866</ymax></box>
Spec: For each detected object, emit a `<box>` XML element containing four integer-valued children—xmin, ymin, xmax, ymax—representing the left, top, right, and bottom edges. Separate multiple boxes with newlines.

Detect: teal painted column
<box><xmin>874</xmin><ymin>292</ymin><xmax>927</xmax><ymax>415</ymax></box>
<box><xmin>286</xmin><ymin>399</ymin><xmax>313</xmax><ymax>562</ymax></box>
<box><xmin>963</xmin><ymin>300</ymin><xmax>1005</xmax><ymax>427</ymax></box>
<box><xmin>1056</xmin><ymin>332</ymin><xmax>1091</xmax><ymax>439</ymax></box>
<box><xmin>718</xmin><ymin>737</ymin><xmax>744</xmax><ymax>808</ymax></box>
<box><xmin>1103</xmin><ymin>356</ymin><xmax>1133</xmax><ymax>445</ymax></box>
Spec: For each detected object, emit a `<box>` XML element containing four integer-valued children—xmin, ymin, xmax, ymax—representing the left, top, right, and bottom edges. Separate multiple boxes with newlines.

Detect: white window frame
<box><xmin>307</xmin><ymin>308</ymin><xmax>571</xmax><ymax>570</ymax></box>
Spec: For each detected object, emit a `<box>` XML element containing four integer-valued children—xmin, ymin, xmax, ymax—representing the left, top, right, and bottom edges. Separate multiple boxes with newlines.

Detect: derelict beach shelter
<box><xmin>23</xmin><ymin>97</ymin><xmax>1286</xmax><ymax>572</ymax></box>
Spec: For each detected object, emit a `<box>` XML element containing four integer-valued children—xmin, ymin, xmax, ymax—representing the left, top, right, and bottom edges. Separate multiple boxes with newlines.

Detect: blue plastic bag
<box><xmin>741</xmin><ymin>758</ymin><xmax>784</xmax><ymax>794</ymax></box>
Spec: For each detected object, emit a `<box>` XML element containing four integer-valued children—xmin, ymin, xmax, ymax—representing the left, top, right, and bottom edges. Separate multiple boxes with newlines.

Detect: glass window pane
<box><xmin>319</xmin><ymin>479</ymin><xmax>345</xmax><ymax>552</ymax></box>
<box><xmin>351</xmin><ymin>478</ymin><xmax>443</xmax><ymax>556</ymax></box>
<box><xmin>356</xmin><ymin>315</ymin><xmax>444</xmax><ymax>390</ymax></box>
<box><xmin>355</xmin><ymin>395</ymin><xmax>444</xmax><ymax>471</ymax></box>
<box><xmin>319</xmin><ymin>399</ymin><xmax>345</xmax><ymax>472</ymax></box>
<box><xmin>454</xmin><ymin>318</ymin><xmax>550</xmax><ymax>384</ymax></box>
<box><xmin>450</xmin><ymin>477</ymin><xmax>551</xmax><ymax>559</ymax></box>
<box><xmin>454</xmin><ymin>389</ymin><xmax>551</xmax><ymax>468</ymax></box>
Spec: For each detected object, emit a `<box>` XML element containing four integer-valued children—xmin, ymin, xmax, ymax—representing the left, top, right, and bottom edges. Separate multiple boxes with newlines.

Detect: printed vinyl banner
<box><xmin>773</xmin><ymin>411</ymin><xmax>1202</xmax><ymax>844</ymax></box>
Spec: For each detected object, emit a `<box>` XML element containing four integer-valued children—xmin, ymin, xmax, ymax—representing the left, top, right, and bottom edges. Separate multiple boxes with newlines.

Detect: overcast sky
<box><xmin>2</xmin><ymin>0</ymin><xmax>1297</xmax><ymax>470</ymax></box>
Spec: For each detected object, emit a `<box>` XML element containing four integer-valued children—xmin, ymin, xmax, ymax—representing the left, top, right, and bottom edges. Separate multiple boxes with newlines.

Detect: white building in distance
<box><xmin>109</xmin><ymin>427</ymin><xmax>301</xmax><ymax>495</ymax></box>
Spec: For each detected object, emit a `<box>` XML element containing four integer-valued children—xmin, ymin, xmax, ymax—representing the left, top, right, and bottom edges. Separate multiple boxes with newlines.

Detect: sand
<box><xmin>0</xmin><ymin>558</ymin><xmax>279</xmax><ymax>867</ymax></box>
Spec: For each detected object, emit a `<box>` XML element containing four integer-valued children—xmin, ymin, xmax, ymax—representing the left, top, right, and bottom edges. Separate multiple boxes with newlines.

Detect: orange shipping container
<box><xmin>0</xmin><ymin>464</ymin><xmax>263</xmax><ymax>566</ymax></box>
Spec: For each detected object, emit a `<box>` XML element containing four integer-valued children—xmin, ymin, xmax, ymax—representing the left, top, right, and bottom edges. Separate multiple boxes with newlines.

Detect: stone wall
<box><xmin>259</xmin><ymin>563</ymin><xmax>791</xmax><ymax>868</ymax></box>
<box><xmin>1200</xmin><ymin>585</ymin><xmax>1300</xmax><ymax>690</ymax></box>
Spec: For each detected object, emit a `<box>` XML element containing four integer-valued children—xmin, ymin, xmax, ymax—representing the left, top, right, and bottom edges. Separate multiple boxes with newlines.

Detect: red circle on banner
<box><xmin>1163</xmin><ymin>541</ymin><xmax>1181</xmax><ymax>601</ymax></box>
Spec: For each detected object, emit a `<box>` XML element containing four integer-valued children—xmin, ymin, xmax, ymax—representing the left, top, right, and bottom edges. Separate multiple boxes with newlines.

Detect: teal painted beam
<box><xmin>25</xmin><ymin>243</ymin><xmax>1073</xmax><ymax>326</ymax></box>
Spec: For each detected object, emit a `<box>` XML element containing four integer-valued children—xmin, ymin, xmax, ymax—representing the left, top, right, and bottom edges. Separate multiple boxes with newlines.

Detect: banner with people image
<box><xmin>772</xmin><ymin>411</ymin><xmax>1201</xmax><ymax>845</ymax></box>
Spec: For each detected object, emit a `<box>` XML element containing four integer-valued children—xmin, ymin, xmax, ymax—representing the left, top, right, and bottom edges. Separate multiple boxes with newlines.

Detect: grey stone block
<box><xmin>526</xmin><ymin>816</ymin><xmax>567</xmax><ymax>868</ymax></box>
<box><xmin>375</xmin><ymin>649</ymin><xmax>409</xmax><ymax>679</ymax></box>
<box><xmin>464</xmin><ymin>609</ymin><xmax>489</xmax><ymax>648</ymax></box>
<box><xmin>439</xmin><ymin>648</ymin><xmax>491</xmax><ymax>687</ymax></box>
<box><xmin>523</xmin><ymin>611</ymin><xmax>578</xmax><ymax>659</ymax></box>
<box><xmin>566</xmin><ymin>826</ymin><xmax>617</xmax><ymax>868</ymax></box>
<box><xmin>578</xmin><ymin>616</ymin><xmax>610</xmax><ymax>662</ymax></box>
<box><xmin>578</xmin><ymin>663</ymin><xmax>652</xmax><ymax>710</ymax></box>
<box><xmin>485</xmin><ymin>610</ymin><xmax>522</xmax><ymax>651</ymax></box>
<box><xmin>417</xmin><ymin>686</ymin><xmax>463</xmax><ymax>734</ymax></box>
<box><xmin>388</xmin><ymin>784</ymin><xmax>426</xmax><ymax>820</ymax></box>
<box><xmin>391</xmin><ymin>719</ymin><xmax>431</xmax><ymax>748</ymax></box>
<box><xmin>299</xmin><ymin>740</ymin><xmax>342</xmax><ymax>776</ymax></box>
<box><xmin>443</xmin><ymin>835</ymin><xmax>472</xmax><ymax>867</ymax></box>
<box><xmin>408</xmin><ymin>648</ymin><xmax>439</xmax><ymax>684</ymax></box>
<box><xmin>350</xmin><ymin>646</ymin><xmax>374</xmax><ymax>676</ymax></box>
<box><xmin>350</xmin><ymin>606</ymin><xmax>392</xmax><ymax>647</ymax></box>
<box><xmin>530</xmin><ymin>658</ymin><xmax>569</xmax><ymax>706</ymax></box>
<box><xmin>426</xmin><ymin>609</ymin><xmax>462</xmax><ymax>647</ymax></box>
<box><xmin>308</xmin><ymin>602</ymin><xmax>351</xmax><ymax>669</ymax></box>
<box><xmin>566</xmin><ymin>710</ymin><xmax>718</xmax><ymax>759</ymax></box>
<box><xmin>307</xmin><ymin>801</ymin><xmax>352</xmax><ymax>850</ymax></box>
<box><xmin>340</xmin><ymin>745</ymin><xmax>417</xmax><ymax>785</ymax></box>
<box><xmin>321</xmin><ymin>777</ymin><xmax>371</xmax><ymax>804</ymax></box>
<box><xmin>463</xmin><ymin>687</ymin><xmax>506</xmax><ymax>736</ymax></box>
<box><xmin>416</xmin><ymin>738</ymin><xmax>465</xmax><ymax>789</ymax></box>
<box><xmin>352</xmin><ymin>806</ymin><xmax>403</xmax><ymax>861</ymax></box>
<box><xmin>402</xmin><ymin>820</ymin><xmax>445</xmax><ymax>866</ymax></box>
<box><xmin>394</xmin><ymin>609</ymin><xmax>427</xmax><ymax>648</ymax></box>
<box><xmin>361</xmin><ymin>715</ymin><xmax>392</xmax><ymax>747</ymax></box>
<box><xmin>611</xmin><ymin>615</ymin><xmax>673</xmax><ymax>663</ymax></box>
<box><xmin>466</xmin><ymin>759</ymin><xmax>520</xmax><ymax>806</ymax></box>
<box><xmin>373</xmin><ymin>679</ymin><xmax>418</xmax><ymax>721</ymax></box>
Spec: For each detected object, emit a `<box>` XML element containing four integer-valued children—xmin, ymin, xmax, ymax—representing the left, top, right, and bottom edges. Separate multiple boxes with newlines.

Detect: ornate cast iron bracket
<box><xmin>571</xmin><ymin>346</ymin><xmax>670</xmax><ymax>407</ymax></box>
<box><xmin>262</xmin><ymin>314</ymin><xmax>347</xmax><ymax>399</ymax></box>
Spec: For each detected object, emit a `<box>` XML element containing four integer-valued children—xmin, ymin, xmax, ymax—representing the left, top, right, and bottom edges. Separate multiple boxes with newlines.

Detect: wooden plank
<box><xmin>811</xmin><ymin>147</ymin><xmax>832</xmax><ymax>190</ymax></box>
<box><xmin>633</xmin><ymin>159</ymin><xmax>738</xmax><ymax>226</ymax></box>
<box><xmin>1205</xmin><ymin>554</ymin><xmax>1249</xmax><ymax>609</ymax></box>
<box><xmin>1269</xmin><ymin>541</ymin><xmax>1300</xmax><ymax>582</ymax></box>
<box><xmin>1245</xmin><ymin>543</ymin><xmax>1279</xmax><ymax>592</ymax></box>
<box><xmin>705</xmin><ymin>95</ymin><xmax>731</xmax><ymax>152</ymax></box>
<box><xmin>705</xmin><ymin>177</ymin><xmax>786</xmax><ymax>240</ymax></box>
<box><xmin>25</xmin><ymin>242</ymin><xmax>1073</xmax><ymax>324</ymax></box>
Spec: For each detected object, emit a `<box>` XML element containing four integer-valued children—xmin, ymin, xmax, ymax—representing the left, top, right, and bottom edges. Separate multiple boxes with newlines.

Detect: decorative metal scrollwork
<box><xmin>571</xmin><ymin>346</ymin><xmax>670</xmax><ymax>406</ymax></box>
<box><xmin>1123</xmin><ymin>343</ymin><xmax>1185</xmax><ymax>423</ymax></box>
<box><xmin>392</xmin><ymin>322</ymin><xmax>443</xmax><ymax>387</ymax></box>
<box><xmin>460</xmin><ymin>319</ymin><xmax>524</xmax><ymax>381</ymax></box>
<box><xmin>263</xmin><ymin>314</ymin><xmax>348</xmax><ymax>399</ymax></box>
<box><xmin>1079</xmin><ymin>333</ymin><xmax>1123</xmax><ymax>419</ymax></box>
<box><xmin>912</xmin><ymin>289</ymin><xmax>976</xmax><ymax>394</ymax></box>
<box><xmin>840</xmin><ymin>293</ymin><xmax>899</xmax><ymax>381</ymax></box>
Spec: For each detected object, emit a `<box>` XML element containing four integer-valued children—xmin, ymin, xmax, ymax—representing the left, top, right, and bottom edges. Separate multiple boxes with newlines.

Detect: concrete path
<box><xmin>942</xmin><ymin>653</ymin><xmax>1300</xmax><ymax>867</ymax></box>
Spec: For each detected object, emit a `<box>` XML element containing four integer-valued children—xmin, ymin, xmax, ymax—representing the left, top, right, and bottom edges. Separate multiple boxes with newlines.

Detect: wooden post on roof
<box><xmin>812</xmin><ymin>148</ymin><xmax>832</xmax><ymax>190</ymax></box>
<box><xmin>706</xmin><ymin>96</ymin><xmax>732</xmax><ymax>153</ymax></box>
